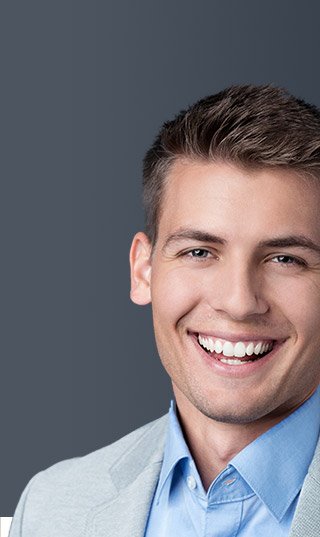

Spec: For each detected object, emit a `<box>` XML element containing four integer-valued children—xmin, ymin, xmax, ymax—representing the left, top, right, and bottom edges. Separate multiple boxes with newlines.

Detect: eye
<box><xmin>271</xmin><ymin>255</ymin><xmax>306</xmax><ymax>267</ymax></box>
<box><xmin>185</xmin><ymin>248</ymin><xmax>212</xmax><ymax>260</ymax></box>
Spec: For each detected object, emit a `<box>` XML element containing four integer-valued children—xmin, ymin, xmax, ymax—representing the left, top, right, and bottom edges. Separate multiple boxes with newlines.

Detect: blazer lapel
<box><xmin>87</xmin><ymin>417</ymin><xmax>167</xmax><ymax>537</ymax></box>
<box><xmin>89</xmin><ymin>460</ymin><xmax>162</xmax><ymax>537</ymax></box>
<box><xmin>289</xmin><ymin>437</ymin><xmax>320</xmax><ymax>537</ymax></box>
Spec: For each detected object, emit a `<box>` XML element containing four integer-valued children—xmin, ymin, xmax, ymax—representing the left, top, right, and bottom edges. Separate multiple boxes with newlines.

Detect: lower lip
<box><xmin>190</xmin><ymin>334</ymin><xmax>283</xmax><ymax>378</ymax></box>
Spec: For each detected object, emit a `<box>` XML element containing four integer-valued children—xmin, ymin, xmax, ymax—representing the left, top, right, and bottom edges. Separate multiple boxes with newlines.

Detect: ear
<box><xmin>129</xmin><ymin>232</ymin><xmax>152</xmax><ymax>305</ymax></box>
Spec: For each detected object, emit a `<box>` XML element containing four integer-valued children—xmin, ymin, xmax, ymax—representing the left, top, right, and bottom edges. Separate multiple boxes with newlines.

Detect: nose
<box><xmin>208</xmin><ymin>261</ymin><xmax>269</xmax><ymax>321</ymax></box>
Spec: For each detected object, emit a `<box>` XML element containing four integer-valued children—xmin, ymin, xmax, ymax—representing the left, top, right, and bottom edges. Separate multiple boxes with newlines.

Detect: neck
<box><xmin>173</xmin><ymin>388</ymin><xmax>288</xmax><ymax>491</ymax></box>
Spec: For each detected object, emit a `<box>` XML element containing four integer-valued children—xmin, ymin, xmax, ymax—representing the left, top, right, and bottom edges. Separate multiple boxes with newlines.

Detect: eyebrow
<box><xmin>258</xmin><ymin>235</ymin><xmax>320</xmax><ymax>255</ymax></box>
<box><xmin>162</xmin><ymin>228</ymin><xmax>320</xmax><ymax>255</ymax></box>
<box><xmin>162</xmin><ymin>229</ymin><xmax>227</xmax><ymax>251</ymax></box>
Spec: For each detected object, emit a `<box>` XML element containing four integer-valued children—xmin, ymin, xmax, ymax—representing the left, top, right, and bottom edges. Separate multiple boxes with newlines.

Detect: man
<box><xmin>10</xmin><ymin>85</ymin><xmax>320</xmax><ymax>536</ymax></box>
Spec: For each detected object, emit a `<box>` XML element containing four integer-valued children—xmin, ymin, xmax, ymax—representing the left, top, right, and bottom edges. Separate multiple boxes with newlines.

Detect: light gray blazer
<box><xmin>9</xmin><ymin>415</ymin><xmax>320</xmax><ymax>537</ymax></box>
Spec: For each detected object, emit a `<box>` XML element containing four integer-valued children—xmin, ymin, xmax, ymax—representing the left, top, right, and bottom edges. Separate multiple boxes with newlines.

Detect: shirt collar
<box><xmin>154</xmin><ymin>400</ymin><xmax>191</xmax><ymax>503</ymax></box>
<box><xmin>155</xmin><ymin>388</ymin><xmax>320</xmax><ymax>519</ymax></box>
<box><xmin>231</xmin><ymin>387</ymin><xmax>320</xmax><ymax>521</ymax></box>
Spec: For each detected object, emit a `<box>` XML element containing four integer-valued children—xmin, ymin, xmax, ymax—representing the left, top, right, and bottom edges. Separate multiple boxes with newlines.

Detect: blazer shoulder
<box><xmin>18</xmin><ymin>415</ymin><xmax>166</xmax><ymax>503</ymax></box>
<box><xmin>35</xmin><ymin>414</ymin><xmax>167</xmax><ymax>485</ymax></box>
<box><xmin>10</xmin><ymin>415</ymin><xmax>168</xmax><ymax>536</ymax></box>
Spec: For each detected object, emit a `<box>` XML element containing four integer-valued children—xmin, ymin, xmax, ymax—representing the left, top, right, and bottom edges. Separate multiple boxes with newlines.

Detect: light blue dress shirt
<box><xmin>145</xmin><ymin>388</ymin><xmax>320</xmax><ymax>536</ymax></box>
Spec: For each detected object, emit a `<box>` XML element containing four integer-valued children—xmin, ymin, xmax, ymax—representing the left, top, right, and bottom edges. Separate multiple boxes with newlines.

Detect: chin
<box><xmin>200</xmin><ymin>408</ymin><xmax>265</xmax><ymax>425</ymax></box>
<box><xmin>189</xmin><ymin>392</ymin><xmax>276</xmax><ymax>425</ymax></box>
<box><xmin>197</xmin><ymin>406</ymin><xmax>263</xmax><ymax>425</ymax></box>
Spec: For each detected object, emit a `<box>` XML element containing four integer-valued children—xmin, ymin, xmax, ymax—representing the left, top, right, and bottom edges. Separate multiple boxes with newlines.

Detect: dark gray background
<box><xmin>2</xmin><ymin>0</ymin><xmax>320</xmax><ymax>514</ymax></box>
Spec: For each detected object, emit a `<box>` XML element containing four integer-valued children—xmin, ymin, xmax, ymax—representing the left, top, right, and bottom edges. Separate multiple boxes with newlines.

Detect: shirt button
<box><xmin>187</xmin><ymin>475</ymin><xmax>197</xmax><ymax>490</ymax></box>
<box><xmin>224</xmin><ymin>478</ymin><xmax>237</xmax><ymax>486</ymax></box>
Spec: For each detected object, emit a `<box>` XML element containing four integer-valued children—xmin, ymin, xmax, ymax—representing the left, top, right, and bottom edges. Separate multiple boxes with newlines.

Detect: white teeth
<box><xmin>220</xmin><ymin>357</ymin><xmax>249</xmax><ymax>365</ymax></box>
<box><xmin>254</xmin><ymin>342</ymin><xmax>262</xmax><ymax>355</ymax></box>
<box><xmin>197</xmin><ymin>334</ymin><xmax>274</xmax><ymax>360</ymax></box>
<box><xmin>198</xmin><ymin>336</ymin><xmax>211</xmax><ymax>351</ymax></box>
<box><xmin>222</xmin><ymin>341</ymin><xmax>234</xmax><ymax>357</ymax></box>
<box><xmin>234</xmin><ymin>342</ymin><xmax>246</xmax><ymax>358</ymax></box>
<box><xmin>246</xmin><ymin>342</ymin><xmax>254</xmax><ymax>356</ymax></box>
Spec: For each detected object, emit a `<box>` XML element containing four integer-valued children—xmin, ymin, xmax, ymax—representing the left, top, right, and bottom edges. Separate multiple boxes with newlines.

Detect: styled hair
<box><xmin>143</xmin><ymin>84</ymin><xmax>320</xmax><ymax>245</ymax></box>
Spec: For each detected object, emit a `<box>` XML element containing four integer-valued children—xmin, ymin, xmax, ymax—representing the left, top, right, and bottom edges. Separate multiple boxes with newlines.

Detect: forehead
<box><xmin>158</xmin><ymin>159</ymin><xmax>320</xmax><ymax>242</ymax></box>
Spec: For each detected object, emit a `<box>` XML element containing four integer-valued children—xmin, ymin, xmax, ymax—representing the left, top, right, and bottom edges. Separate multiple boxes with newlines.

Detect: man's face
<box><xmin>131</xmin><ymin>160</ymin><xmax>320</xmax><ymax>424</ymax></box>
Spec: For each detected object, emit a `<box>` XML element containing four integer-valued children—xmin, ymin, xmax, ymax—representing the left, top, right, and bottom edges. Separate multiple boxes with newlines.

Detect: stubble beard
<box><xmin>175</xmin><ymin>377</ymin><xmax>280</xmax><ymax>426</ymax></box>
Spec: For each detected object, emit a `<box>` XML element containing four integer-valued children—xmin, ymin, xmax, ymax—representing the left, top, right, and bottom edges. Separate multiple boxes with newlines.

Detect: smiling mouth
<box><xmin>196</xmin><ymin>333</ymin><xmax>275</xmax><ymax>365</ymax></box>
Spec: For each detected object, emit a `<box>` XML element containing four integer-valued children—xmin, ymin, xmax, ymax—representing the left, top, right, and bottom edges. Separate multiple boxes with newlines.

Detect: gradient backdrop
<box><xmin>2</xmin><ymin>0</ymin><xmax>320</xmax><ymax>514</ymax></box>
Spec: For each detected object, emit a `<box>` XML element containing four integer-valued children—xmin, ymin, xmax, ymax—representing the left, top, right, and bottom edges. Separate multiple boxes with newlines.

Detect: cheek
<box><xmin>151</xmin><ymin>267</ymin><xmax>202</xmax><ymax>322</ymax></box>
<box><xmin>274</xmin><ymin>276</ymin><xmax>320</xmax><ymax>342</ymax></box>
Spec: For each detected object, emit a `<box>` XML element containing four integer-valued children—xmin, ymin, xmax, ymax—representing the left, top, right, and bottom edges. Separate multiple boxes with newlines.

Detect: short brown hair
<box><xmin>143</xmin><ymin>84</ymin><xmax>320</xmax><ymax>245</ymax></box>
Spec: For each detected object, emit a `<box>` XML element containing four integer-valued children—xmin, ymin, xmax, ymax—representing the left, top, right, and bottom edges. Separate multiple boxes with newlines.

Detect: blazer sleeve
<box><xmin>9</xmin><ymin>474</ymin><xmax>42</xmax><ymax>537</ymax></box>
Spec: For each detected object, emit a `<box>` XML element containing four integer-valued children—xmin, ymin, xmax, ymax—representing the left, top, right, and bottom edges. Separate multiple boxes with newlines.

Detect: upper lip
<box><xmin>189</xmin><ymin>330</ymin><xmax>283</xmax><ymax>343</ymax></box>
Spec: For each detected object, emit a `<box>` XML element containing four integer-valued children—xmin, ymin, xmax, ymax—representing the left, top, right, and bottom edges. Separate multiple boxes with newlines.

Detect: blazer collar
<box><xmin>87</xmin><ymin>416</ymin><xmax>168</xmax><ymax>537</ymax></box>
<box><xmin>289</xmin><ymin>438</ymin><xmax>320</xmax><ymax>537</ymax></box>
